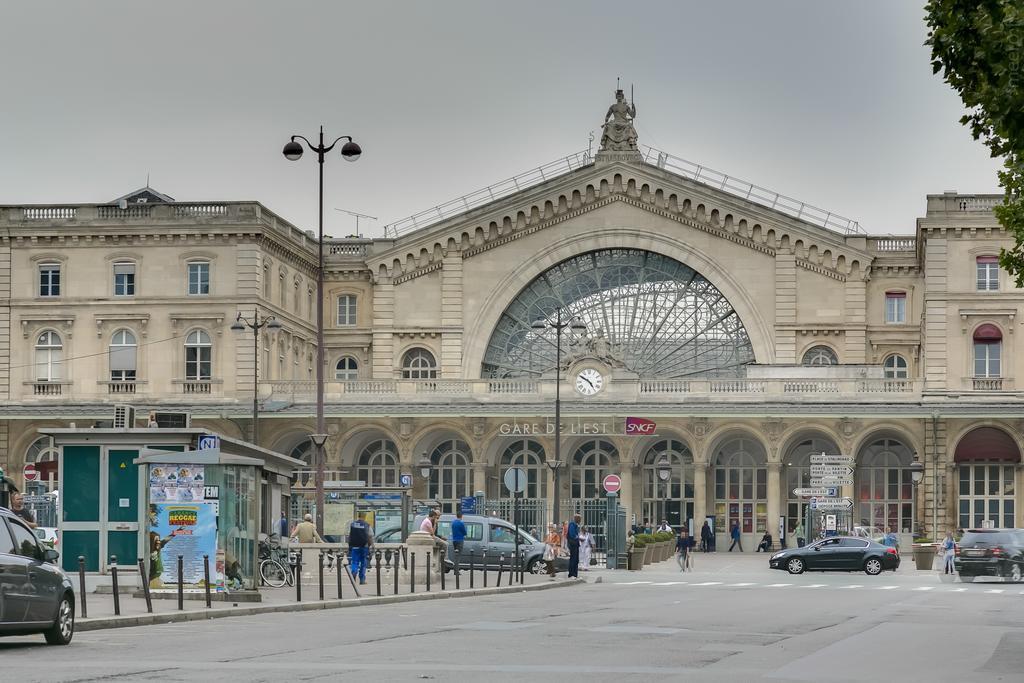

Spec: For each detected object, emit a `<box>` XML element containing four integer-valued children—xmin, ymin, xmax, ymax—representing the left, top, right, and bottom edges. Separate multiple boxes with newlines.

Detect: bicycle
<box><xmin>259</xmin><ymin>534</ymin><xmax>296</xmax><ymax>588</ymax></box>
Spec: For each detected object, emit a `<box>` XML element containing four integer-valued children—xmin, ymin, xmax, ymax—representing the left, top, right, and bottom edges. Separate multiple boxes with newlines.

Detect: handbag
<box><xmin>543</xmin><ymin>545</ymin><xmax>555</xmax><ymax>561</ymax></box>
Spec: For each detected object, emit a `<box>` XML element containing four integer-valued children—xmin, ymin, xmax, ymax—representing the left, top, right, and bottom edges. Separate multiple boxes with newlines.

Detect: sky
<box><xmin>0</xmin><ymin>1</ymin><xmax>1002</xmax><ymax>238</ymax></box>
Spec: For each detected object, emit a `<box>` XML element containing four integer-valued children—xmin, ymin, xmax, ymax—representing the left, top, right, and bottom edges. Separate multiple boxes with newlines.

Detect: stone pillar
<box><xmin>923</xmin><ymin>236</ymin><xmax>949</xmax><ymax>391</ymax></box>
<box><xmin>843</xmin><ymin>276</ymin><xmax>867</xmax><ymax>363</ymax></box>
<box><xmin>403</xmin><ymin>531</ymin><xmax>442</xmax><ymax>586</ymax></box>
<box><xmin>767</xmin><ymin>462</ymin><xmax>781</xmax><ymax>545</ymax></box>
<box><xmin>923</xmin><ymin>416</ymin><xmax>947</xmax><ymax>537</ymax></box>
<box><xmin>693</xmin><ymin>462</ymin><xmax>708</xmax><ymax>528</ymax></box>
<box><xmin>473</xmin><ymin>463</ymin><xmax>487</xmax><ymax>498</ymax></box>
<box><xmin>619</xmin><ymin>467</ymin><xmax>635</xmax><ymax>523</ymax></box>
<box><xmin>440</xmin><ymin>254</ymin><xmax>463</xmax><ymax>379</ymax></box>
<box><xmin>371</xmin><ymin>277</ymin><xmax>395</xmax><ymax>379</ymax></box>
<box><xmin>774</xmin><ymin>250</ymin><xmax>797</xmax><ymax>363</ymax></box>
<box><xmin>545</xmin><ymin>464</ymin><xmax>556</xmax><ymax>524</ymax></box>
<box><xmin>946</xmin><ymin>464</ymin><xmax>958</xmax><ymax>533</ymax></box>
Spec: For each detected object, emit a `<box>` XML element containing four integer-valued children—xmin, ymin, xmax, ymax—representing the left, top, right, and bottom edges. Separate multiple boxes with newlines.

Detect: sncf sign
<box><xmin>625</xmin><ymin>417</ymin><xmax>657</xmax><ymax>435</ymax></box>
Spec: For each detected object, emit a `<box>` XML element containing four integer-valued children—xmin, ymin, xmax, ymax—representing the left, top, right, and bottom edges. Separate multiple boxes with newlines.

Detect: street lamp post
<box><xmin>532</xmin><ymin>308</ymin><xmax>586</xmax><ymax>525</ymax></box>
<box><xmin>656</xmin><ymin>453</ymin><xmax>671</xmax><ymax>525</ymax></box>
<box><xmin>230</xmin><ymin>310</ymin><xmax>282</xmax><ymax>444</ymax></box>
<box><xmin>909</xmin><ymin>453</ymin><xmax>925</xmax><ymax>537</ymax></box>
<box><xmin>282</xmin><ymin>127</ymin><xmax>362</xmax><ymax>535</ymax></box>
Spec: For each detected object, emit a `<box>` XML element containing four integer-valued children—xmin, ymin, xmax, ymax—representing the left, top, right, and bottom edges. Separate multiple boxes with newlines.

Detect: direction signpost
<box><xmin>809</xmin><ymin>497</ymin><xmax>853</xmax><ymax>511</ymax></box>
<box><xmin>810</xmin><ymin>454</ymin><xmax>854</xmax><ymax>466</ymax></box>
<box><xmin>809</xmin><ymin>465</ymin><xmax>854</xmax><ymax>478</ymax></box>
<box><xmin>792</xmin><ymin>487</ymin><xmax>838</xmax><ymax>498</ymax></box>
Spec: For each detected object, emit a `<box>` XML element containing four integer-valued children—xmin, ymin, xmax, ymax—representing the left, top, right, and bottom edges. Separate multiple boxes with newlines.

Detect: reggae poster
<box><xmin>149</xmin><ymin>502</ymin><xmax>218</xmax><ymax>586</ymax></box>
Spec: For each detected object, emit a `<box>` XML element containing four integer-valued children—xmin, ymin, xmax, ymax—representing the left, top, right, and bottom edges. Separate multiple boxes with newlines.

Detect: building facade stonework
<box><xmin>1</xmin><ymin>129</ymin><xmax>1022</xmax><ymax>548</ymax></box>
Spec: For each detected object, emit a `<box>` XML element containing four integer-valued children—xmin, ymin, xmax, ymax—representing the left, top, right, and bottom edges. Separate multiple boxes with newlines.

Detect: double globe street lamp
<box><xmin>230</xmin><ymin>310</ymin><xmax>282</xmax><ymax>444</ymax></box>
<box><xmin>531</xmin><ymin>309</ymin><xmax>586</xmax><ymax>526</ymax></box>
<box><xmin>282</xmin><ymin>127</ymin><xmax>361</xmax><ymax>535</ymax></box>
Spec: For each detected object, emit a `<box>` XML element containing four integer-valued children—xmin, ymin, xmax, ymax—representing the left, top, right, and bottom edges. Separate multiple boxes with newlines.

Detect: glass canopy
<box><xmin>481</xmin><ymin>249</ymin><xmax>755</xmax><ymax>379</ymax></box>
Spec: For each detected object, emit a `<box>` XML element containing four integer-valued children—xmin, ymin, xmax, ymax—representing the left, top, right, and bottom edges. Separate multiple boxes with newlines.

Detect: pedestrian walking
<box><xmin>942</xmin><ymin>530</ymin><xmax>956</xmax><ymax>575</ymax></box>
<box><xmin>348</xmin><ymin>511</ymin><xmax>373</xmax><ymax>585</ymax></box>
<box><xmin>451</xmin><ymin>511</ymin><xmax>467</xmax><ymax>575</ymax></box>
<box><xmin>544</xmin><ymin>523</ymin><xmax>561</xmax><ymax>579</ymax></box>
<box><xmin>567</xmin><ymin>514</ymin><xmax>581</xmax><ymax>578</ymax></box>
<box><xmin>277</xmin><ymin>511</ymin><xmax>288</xmax><ymax>539</ymax></box>
<box><xmin>657</xmin><ymin>520</ymin><xmax>672</xmax><ymax>533</ymax></box>
<box><xmin>700</xmin><ymin>521</ymin><xmax>713</xmax><ymax>552</ymax></box>
<box><xmin>290</xmin><ymin>513</ymin><xmax>322</xmax><ymax>543</ymax></box>
<box><xmin>676</xmin><ymin>528</ymin><xmax>695</xmax><ymax>571</ymax></box>
<box><xmin>578</xmin><ymin>525</ymin><xmax>594</xmax><ymax>571</ymax></box>
<box><xmin>728</xmin><ymin>521</ymin><xmax>743</xmax><ymax>552</ymax></box>
<box><xmin>794</xmin><ymin>521</ymin><xmax>806</xmax><ymax>548</ymax></box>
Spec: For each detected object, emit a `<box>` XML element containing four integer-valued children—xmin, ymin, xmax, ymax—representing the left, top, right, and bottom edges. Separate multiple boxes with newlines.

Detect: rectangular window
<box><xmin>337</xmin><ymin>294</ymin><xmax>357</xmax><ymax>326</ymax></box>
<box><xmin>885</xmin><ymin>292</ymin><xmax>906</xmax><ymax>324</ymax></box>
<box><xmin>39</xmin><ymin>264</ymin><xmax>60</xmax><ymax>297</ymax></box>
<box><xmin>977</xmin><ymin>257</ymin><xmax>999</xmax><ymax>291</ymax></box>
<box><xmin>188</xmin><ymin>262</ymin><xmax>210</xmax><ymax>295</ymax></box>
<box><xmin>974</xmin><ymin>341</ymin><xmax>1001</xmax><ymax>377</ymax></box>
<box><xmin>113</xmin><ymin>262</ymin><xmax>136</xmax><ymax>296</ymax></box>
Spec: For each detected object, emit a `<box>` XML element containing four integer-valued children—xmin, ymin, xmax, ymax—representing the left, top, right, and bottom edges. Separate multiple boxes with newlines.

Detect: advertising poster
<box><xmin>149</xmin><ymin>464</ymin><xmax>206</xmax><ymax>503</ymax></box>
<box><xmin>149</xmin><ymin>502</ymin><xmax>219</xmax><ymax>587</ymax></box>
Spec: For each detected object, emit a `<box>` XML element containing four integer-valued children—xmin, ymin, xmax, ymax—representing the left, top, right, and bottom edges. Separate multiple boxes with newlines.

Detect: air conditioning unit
<box><xmin>152</xmin><ymin>411</ymin><xmax>191</xmax><ymax>429</ymax></box>
<box><xmin>113</xmin><ymin>405</ymin><xmax>136</xmax><ymax>430</ymax></box>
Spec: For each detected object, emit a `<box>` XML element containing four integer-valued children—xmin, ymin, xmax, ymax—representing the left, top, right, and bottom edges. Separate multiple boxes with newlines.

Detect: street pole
<box><xmin>282</xmin><ymin>127</ymin><xmax>361</xmax><ymax>536</ymax></box>
<box><xmin>231</xmin><ymin>310</ymin><xmax>280</xmax><ymax>445</ymax></box>
<box><xmin>553</xmin><ymin>306</ymin><xmax>562</xmax><ymax>527</ymax></box>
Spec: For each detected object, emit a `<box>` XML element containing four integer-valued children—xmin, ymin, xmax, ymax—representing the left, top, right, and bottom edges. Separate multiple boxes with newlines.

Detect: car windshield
<box><xmin>961</xmin><ymin>531</ymin><xmax>1015</xmax><ymax>546</ymax></box>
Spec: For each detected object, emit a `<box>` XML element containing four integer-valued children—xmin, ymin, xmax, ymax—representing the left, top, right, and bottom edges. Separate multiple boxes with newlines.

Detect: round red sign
<box><xmin>23</xmin><ymin>463</ymin><xmax>38</xmax><ymax>482</ymax></box>
<box><xmin>602</xmin><ymin>474</ymin><xmax>621</xmax><ymax>493</ymax></box>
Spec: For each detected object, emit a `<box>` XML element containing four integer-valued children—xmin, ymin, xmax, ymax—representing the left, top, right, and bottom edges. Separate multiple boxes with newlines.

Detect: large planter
<box><xmin>642</xmin><ymin>544</ymin><xmax>653</xmax><ymax>565</ymax></box>
<box><xmin>654</xmin><ymin>542</ymin><xmax>666</xmax><ymax>562</ymax></box>
<box><xmin>662</xmin><ymin>541</ymin><xmax>673</xmax><ymax>561</ymax></box>
<box><xmin>912</xmin><ymin>544</ymin><xmax>937</xmax><ymax>571</ymax></box>
<box><xmin>628</xmin><ymin>548</ymin><xmax>646</xmax><ymax>570</ymax></box>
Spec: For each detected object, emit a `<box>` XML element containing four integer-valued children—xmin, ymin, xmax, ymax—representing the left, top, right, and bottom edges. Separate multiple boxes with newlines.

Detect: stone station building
<box><xmin>1</xmin><ymin>96</ymin><xmax>1022</xmax><ymax>549</ymax></box>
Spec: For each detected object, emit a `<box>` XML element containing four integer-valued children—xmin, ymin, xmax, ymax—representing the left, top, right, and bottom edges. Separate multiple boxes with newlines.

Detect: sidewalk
<box><xmin>76</xmin><ymin>567</ymin><xmax>579</xmax><ymax>632</ymax></box>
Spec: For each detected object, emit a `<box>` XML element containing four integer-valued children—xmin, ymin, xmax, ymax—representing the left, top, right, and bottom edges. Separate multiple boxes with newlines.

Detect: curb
<box><xmin>76</xmin><ymin>578</ymin><xmax>584</xmax><ymax>632</ymax></box>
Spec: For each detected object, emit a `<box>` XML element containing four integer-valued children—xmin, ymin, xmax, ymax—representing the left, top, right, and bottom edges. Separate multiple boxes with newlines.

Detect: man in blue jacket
<box><xmin>567</xmin><ymin>514</ymin><xmax>581</xmax><ymax>578</ymax></box>
<box><xmin>451</xmin><ymin>511</ymin><xmax>467</xmax><ymax>575</ymax></box>
<box><xmin>348</xmin><ymin>511</ymin><xmax>374</xmax><ymax>585</ymax></box>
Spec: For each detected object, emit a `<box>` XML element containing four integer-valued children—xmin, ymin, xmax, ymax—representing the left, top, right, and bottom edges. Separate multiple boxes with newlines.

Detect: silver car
<box><xmin>417</xmin><ymin>514</ymin><xmax>568</xmax><ymax>574</ymax></box>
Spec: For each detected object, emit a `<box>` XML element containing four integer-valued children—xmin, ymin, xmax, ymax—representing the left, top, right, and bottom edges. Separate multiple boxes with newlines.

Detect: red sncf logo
<box><xmin>625</xmin><ymin>417</ymin><xmax>657</xmax><ymax>435</ymax></box>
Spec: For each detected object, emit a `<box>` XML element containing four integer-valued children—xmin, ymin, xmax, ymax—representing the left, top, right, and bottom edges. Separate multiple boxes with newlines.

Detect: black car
<box><xmin>769</xmin><ymin>536</ymin><xmax>900</xmax><ymax>575</ymax></box>
<box><xmin>0</xmin><ymin>507</ymin><xmax>75</xmax><ymax>644</ymax></box>
<box><xmin>955</xmin><ymin>528</ymin><xmax>1024</xmax><ymax>582</ymax></box>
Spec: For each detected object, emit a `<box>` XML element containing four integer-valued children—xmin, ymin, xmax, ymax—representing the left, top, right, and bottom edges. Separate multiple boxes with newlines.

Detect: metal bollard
<box><xmin>77</xmin><ymin>556</ymin><xmax>88</xmax><ymax>619</ymax></box>
<box><xmin>294</xmin><ymin>552</ymin><xmax>303</xmax><ymax>602</ymax></box>
<box><xmin>110</xmin><ymin>556</ymin><xmax>120</xmax><ymax>616</ymax></box>
<box><xmin>177</xmin><ymin>555</ymin><xmax>184</xmax><ymax>611</ymax></box>
<box><xmin>483</xmin><ymin>550</ymin><xmax>488</xmax><ymax>588</ymax></box>
<box><xmin>410</xmin><ymin>554</ymin><xmax>415</xmax><ymax>594</ymax></box>
<box><xmin>336</xmin><ymin>551</ymin><xmax>344</xmax><ymax>599</ymax></box>
<box><xmin>426</xmin><ymin>551</ymin><xmax>431</xmax><ymax>592</ymax></box>
<box><xmin>454</xmin><ymin>548</ymin><xmax>460</xmax><ymax>590</ymax></box>
<box><xmin>440</xmin><ymin>547</ymin><xmax>446</xmax><ymax>591</ymax></box>
<box><xmin>469</xmin><ymin>554</ymin><xmax>475</xmax><ymax>588</ymax></box>
<box><xmin>318</xmin><ymin>552</ymin><xmax>325</xmax><ymax>601</ymax></box>
<box><xmin>137</xmin><ymin>558</ymin><xmax>153</xmax><ymax>613</ymax></box>
<box><xmin>401</xmin><ymin>546</ymin><xmax>408</xmax><ymax>569</ymax></box>
<box><xmin>375</xmin><ymin>550</ymin><xmax>382</xmax><ymax>597</ymax></box>
<box><xmin>520</xmin><ymin>551</ymin><xmax>526</xmax><ymax>585</ymax></box>
<box><xmin>496</xmin><ymin>553</ymin><xmax>504</xmax><ymax>587</ymax></box>
<box><xmin>203</xmin><ymin>554</ymin><xmax>212</xmax><ymax>608</ymax></box>
<box><xmin>393</xmin><ymin>550</ymin><xmax>399</xmax><ymax>595</ymax></box>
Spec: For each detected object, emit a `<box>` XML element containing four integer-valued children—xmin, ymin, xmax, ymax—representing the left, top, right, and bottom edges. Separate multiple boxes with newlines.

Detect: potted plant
<box><xmin>911</xmin><ymin>538</ymin><xmax>937</xmax><ymax>571</ymax></box>
<box><xmin>638</xmin><ymin>534</ymin><xmax>655</xmax><ymax>565</ymax></box>
<box><xmin>628</xmin><ymin>538</ymin><xmax>646</xmax><ymax>570</ymax></box>
<box><xmin>657</xmin><ymin>532</ymin><xmax>673</xmax><ymax>561</ymax></box>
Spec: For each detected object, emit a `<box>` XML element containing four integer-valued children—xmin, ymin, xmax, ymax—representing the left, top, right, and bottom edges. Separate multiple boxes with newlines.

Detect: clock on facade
<box><xmin>575</xmin><ymin>367</ymin><xmax>604</xmax><ymax>396</ymax></box>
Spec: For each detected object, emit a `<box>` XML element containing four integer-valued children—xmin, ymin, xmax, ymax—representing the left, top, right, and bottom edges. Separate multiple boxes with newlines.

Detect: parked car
<box><xmin>0</xmin><ymin>507</ymin><xmax>75</xmax><ymax>644</ymax></box>
<box><xmin>955</xmin><ymin>528</ymin><xmax>1024</xmax><ymax>582</ymax></box>
<box><xmin>34</xmin><ymin>526</ymin><xmax>59</xmax><ymax>549</ymax></box>
<box><xmin>414</xmin><ymin>514</ymin><xmax>569</xmax><ymax>574</ymax></box>
<box><xmin>769</xmin><ymin>536</ymin><xmax>900</xmax><ymax>575</ymax></box>
<box><xmin>852</xmin><ymin>526</ymin><xmax>886</xmax><ymax>545</ymax></box>
<box><xmin>374</xmin><ymin>528</ymin><xmax>403</xmax><ymax>544</ymax></box>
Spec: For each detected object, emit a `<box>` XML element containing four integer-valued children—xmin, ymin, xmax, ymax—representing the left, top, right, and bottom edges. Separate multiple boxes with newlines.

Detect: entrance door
<box><xmin>60</xmin><ymin>445</ymin><xmax>101</xmax><ymax>572</ymax></box>
<box><xmin>107</xmin><ymin>450</ymin><xmax>140</xmax><ymax>565</ymax></box>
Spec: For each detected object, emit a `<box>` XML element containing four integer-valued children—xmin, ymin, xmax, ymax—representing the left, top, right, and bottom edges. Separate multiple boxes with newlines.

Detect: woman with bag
<box><xmin>544</xmin><ymin>523</ymin><xmax>562</xmax><ymax>579</ymax></box>
<box><xmin>578</xmin><ymin>525</ymin><xmax>594</xmax><ymax>571</ymax></box>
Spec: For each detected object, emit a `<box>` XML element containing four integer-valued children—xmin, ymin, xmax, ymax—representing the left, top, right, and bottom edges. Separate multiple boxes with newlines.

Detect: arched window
<box><xmin>784</xmin><ymin>436</ymin><xmax>841</xmax><ymax>538</ymax></box>
<box><xmin>641</xmin><ymin>439</ymin><xmax>693</xmax><ymax>528</ymax></box>
<box><xmin>337</xmin><ymin>294</ymin><xmax>357</xmax><ymax>326</ymax></box>
<box><xmin>571</xmin><ymin>439</ymin><xmax>618</xmax><ymax>500</ymax></box>
<box><xmin>499</xmin><ymin>440</ymin><xmax>547</xmax><ymax>498</ymax></box>
<box><xmin>25</xmin><ymin>436</ymin><xmax>59</xmax><ymax>493</ymax></box>
<box><xmin>109</xmin><ymin>329</ymin><xmax>138</xmax><ymax>381</ymax></box>
<box><xmin>883</xmin><ymin>354</ymin><xmax>908</xmax><ymax>379</ymax></box>
<box><xmin>289</xmin><ymin>439</ymin><xmax>313</xmax><ymax>488</ymax></box>
<box><xmin>335</xmin><ymin>356</ymin><xmax>359</xmax><ymax>381</ymax></box>
<box><xmin>278</xmin><ymin>271</ymin><xmax>286</xmax><ymax>308</ymax></box>
<box><xmin>973</xmin><ymin>324</ymin><xmax>1002</xmax><ymax>378</ymax></box>
<box><xmin>263</xmin><ymin>262</ymin><xmax>272</xmax><ymax>299</ymax></box>
<box><xmin>428</xmin><ymin>439</ymin><xmax>472</xmax><ymax>513</ymax></box>
<box><xmin>857</xmin><ymin>437</ymin><xmax>914</xmax><ymax>536</ymax></box>
<box><xmin>356</xmin><ymin>439</ymin><xmax>399</xmax><ymax>488</ymax></box>
<box><xmin>714</xmin><ymin>436</ymin><xmax>767</xmax><ymax>536</ymax></box>
<box><xmin>401</xmin><ymin>348</ymin><xmax>437</xmax><ymax>380</ymax></box>
<box><xmin>802</xmin><ymin>345</ymin><xmax>837</xmax><ymax>366</ymax></box>
<box><xmin>294</xmin><ymin>279</ymin><xmax>302</xmax><ymax>313</ymax></box>
<box><xmin>954</xmin><ymin>427</ymin><xmax>1020</xmax><ymax>529</ymax></box>
<box><xmin>34</xmin><ymin>331</ymin><xmax>63</xmax><ymax>381</ymax></box>
<box><xmin>184</xmin><ymin>330</ymin><xmax>212</xmax><ymax>380</ymax></box>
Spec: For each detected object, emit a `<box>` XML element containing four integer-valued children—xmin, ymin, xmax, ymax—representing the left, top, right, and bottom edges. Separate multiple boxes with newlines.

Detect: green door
<box><xmin>61</xmin><ymin>446</ymin><xmax>101</xmax><ymax>571</ymax></box>
<box><xmin>108</xmin><ymin>450</ymin><xmax>140</xmax><ymax>565</ymax></box>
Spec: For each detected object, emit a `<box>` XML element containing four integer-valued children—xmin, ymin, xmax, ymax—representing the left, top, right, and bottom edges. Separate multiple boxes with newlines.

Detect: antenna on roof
<box><xmin>333</xmin><ymin>208</ymin><xmax>378</xmax><ymax>238</ymax></box>
<box><xmin>146</xmin><ymin>172</ymin><xmax>150</xmax><ymax>188</ymax></box>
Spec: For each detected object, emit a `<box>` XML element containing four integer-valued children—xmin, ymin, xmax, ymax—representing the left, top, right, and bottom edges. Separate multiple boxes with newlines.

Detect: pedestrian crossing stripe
<box><xmin>766</xmin><ymin>583</ymin><xmax>792</xmax><ymax>587</ymax></box>
<box><xmin>913</xmin><ymin>587</ymin><xmax>934</xmax><ymax>591</ymax></box>
<box><xmin>728</xmin><ymin>582</ymin><xmax>756</xmax><ymax>586</ymax></box>
<box><xmin>802</xmin><ymin>584</ymin><xmax>826</xmax><ymax>588</ymax></box>
<box><xmin>690</xmin><ymin>581</ymin><xmax>722</xmax><ymax>586</ymax></box>
<box><xmin>651</xmin><ymin>581</ymin><xmax>687</xmax><ymax>586</ymax></box>
<box><xmin>985</xmin><ymin>589</ymin><xmax>1005</xmax><ymax>594</ymax></box>
<box><xmin>877</xmin><ymin>586</ymin><xmax>898</xmax><ymax>590</ymax></box>
<box><xmin>606</xmin><ymin>580</ymin><xmax>1017</xmax><ymax>594</ymax></box>
<box><xmin>841</xmin><ymin>585</ymin><xmax>864</xmax><ymax>589</ymax></box>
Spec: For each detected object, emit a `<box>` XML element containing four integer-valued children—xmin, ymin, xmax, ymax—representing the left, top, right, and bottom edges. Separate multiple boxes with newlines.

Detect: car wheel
<box><xmin>864</xmin><ymin>558</ymin><xmax>883</xmax><ymax>576</ymax></box>
<box><xmin>786</xmin><ymin>557</ymin><xmax>805</xmax><ymax>575</ymax></box>
<box><xmin>44</xmin><ymin>594</ymin><xmax>74</xmax><ymax>645</ymax></box>
<box><xmin>529</xmin><ymin>559</ymin><xmax>548</xmax><ymax>575</ymax></box>
<box><xmin>1008</xmin><ymin>563</ymin><xmax>1022</xmax><ymax>583</ymax></box>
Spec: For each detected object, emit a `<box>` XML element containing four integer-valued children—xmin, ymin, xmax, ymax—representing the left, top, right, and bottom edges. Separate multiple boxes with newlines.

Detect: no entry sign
<box><xmin>23</xmin><ymin>463</ymin><xmax>38</xmax><ymax>482</ymax></box>
<box><xmin>602</xmin><ymin>474</ymin><xmax>622</xmax><ymax>493</ymax></box>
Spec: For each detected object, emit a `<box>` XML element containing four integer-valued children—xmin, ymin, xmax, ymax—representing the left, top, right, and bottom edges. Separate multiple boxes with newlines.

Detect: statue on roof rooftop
<box><xmin>600</xmin><ymin>88</ymin><xmax>638</xmax><ymax>152</ymax></box>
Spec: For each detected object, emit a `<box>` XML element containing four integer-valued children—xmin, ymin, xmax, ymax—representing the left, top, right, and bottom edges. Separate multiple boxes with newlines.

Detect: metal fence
<box><xmin>480</xmin><ymin>498</ymin><xmax>549</xmax><ymax>540</ymax></box>
<box><xmin>566</xmin><ymin>498</ymin><xmax>610</xmax><ymax>565</ymax></box>
<box><xmin>22</xmin><ymin>493</ymin><xmax>58</xmax><ymax>528</ymax></box>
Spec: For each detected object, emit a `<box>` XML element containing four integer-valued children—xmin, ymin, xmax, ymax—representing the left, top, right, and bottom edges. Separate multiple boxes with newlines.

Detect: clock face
<box><xmin>575</xmin><ymin>367</ymin><xmax>604</xmax><ymax>396</ymax></box>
